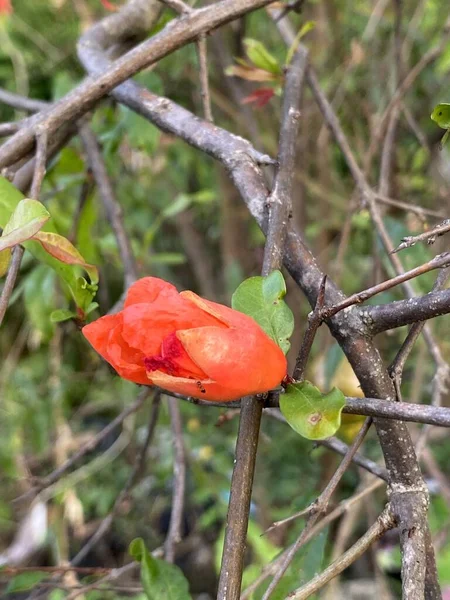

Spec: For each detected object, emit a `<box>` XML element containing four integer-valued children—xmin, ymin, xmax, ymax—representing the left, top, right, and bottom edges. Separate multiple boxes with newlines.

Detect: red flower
<box><xmin>0</xmin><ymin>0</ymin><xmax>12</xmax><ymax>15</ymax></box>
<box><xmin>83</xmin><ymin>277</ymin><xmax>287</xmax><ymax>401</ymax></box>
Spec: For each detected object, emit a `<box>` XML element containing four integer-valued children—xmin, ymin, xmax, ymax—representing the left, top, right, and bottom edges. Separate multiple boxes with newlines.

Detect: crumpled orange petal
<box><xmin>176</xmin><ymin>326</ymin><xmax>286</xmax><ymax>396</ymax></box>
<box><xmin>83</xmin><ymin>277</ymin><xmax>288</xmax><ymax>401</ymax></box>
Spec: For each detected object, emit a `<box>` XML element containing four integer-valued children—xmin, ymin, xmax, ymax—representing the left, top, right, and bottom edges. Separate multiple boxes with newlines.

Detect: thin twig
<box><xmin>322</xmin><ymin>251</ymin><xmax>450</xmax><ymax>321</ymax></box>
<box><xmin>262</xmin><ymin>44</ymin><xmax>308</xmax><ymax>275</ymax></box>
<box><xmin>79</xmin><ymin>124</ymin><xmax>138</xmax><ymax>287</ymax></box>
<box><xmin>288</xmin><ymin>509</ymin><xmax>395</xmax><ymax>600</ymax></box>
<box><xmin>242</xmin><ymin>477</ymin><xmax>385</xmax><ymax>599</ymax></box>
<box><xmin>196</xmin><ymin>34</ymin><xmax>213</xmax><ymax>122</ymax></box>
<box><xmin>262</xmin><ymin>418</ymin><xmax>372</xmax><ymax>599</ymax></box>
<box><xmin>164</xmin><ymin>396</ymin><xmax>187</xmax><ymax>563</ymax></box>
<box><xmin>0</xmin><ymin>245</ymin><xmax>24</xmax><ymax>327</ymax></box>
<box><xmin>293</xmin><ymin>275</ymin><xmax>326</xmax><ymax>380</ymax></box>
<box><xmin>29</xmin><ymin>128</ymin><xmax>48</xmax><ymax>200</ymax></box>
<box><xmin>393</xmin><ymin>219</ymin><xmax>450</xmax><ymax>253</ymax></box>
<box><xmin>388</xmin><ymin>268</ymin><xmax>450</xmax><ymax>400</ymax></box>
<box><xmin>217</xmin><ymin>41</ymin><xmax>307</xmax><ymax>600</ymax></box>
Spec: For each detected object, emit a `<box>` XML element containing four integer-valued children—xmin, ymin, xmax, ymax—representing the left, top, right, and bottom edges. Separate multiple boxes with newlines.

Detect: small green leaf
<box><xmin>0</xmin><ymin>248</ymin><xmax>11</xmax><ymax>276</ymax></box>
<box><xmin>280</xmin><ymin>381</ymin><xmax>346</xmax><ymax>440</ymax></box>
<box><xmin>50</xmin><ymin>309</ymin><xmax>77</xmax><ymax>323</ymax></box>
<box><xmin>285</xmin><ymin>21</ymin><xmax>316</xmax><ymax>65</ymax></box>
<box><xmin>6</xmin><ymin>571</ymin><xmax>48</xmax><ymax>593</ymax></box>
<box><xmin>0</xmin><ymin>198</ymin><xmax>50</xmax><ymax>251</ymax></box>
<box><xmin>262</xmin><ymin>270</ymin><xmax>286</xmax><ymax>303</ymax></box>
<box><xmin>244</xmin><ymin>38</ymin><xmax>282</xmax><ymax>75</ymax></box>
<box><xmin>0</xmin><ymin>177</ymin><xmax>98</xmax><ymax>311</ymax></box>
<box><xmin>33</xmin><ymin>231</ymin><xmax>99</xmax><ymax>285</ymax></box>
<box><xmin>129</xmin><ymin>538</ymin><xmax>191</xmax><ymax>600</ymax></box>
<box><xmin>232</xmin><ymin>271</ymin><xmax>294</xmax><ymax>354</ymax></box>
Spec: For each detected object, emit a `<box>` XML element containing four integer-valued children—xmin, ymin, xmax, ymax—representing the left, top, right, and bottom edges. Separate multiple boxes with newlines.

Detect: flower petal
<box><xmin>148</xmin><ymin>370</ymin><xmax>239</xmax><ymax>401</ymax></box>
<box><xmin>121</xmin><ymin>297</ymin><xmax>225</xmax><ymax>355</ymax></box>
<box><xmin>181</xmin><ymin>290</ymin><xmax>262</xmax><ymax>331</ymax></box>
<box><xmin>125</xmin><ymin>277</ymin><xmax>179</xmax><ymax>307</ymax></box>
<box><xmin>83</xmin><ymin>313</ymin><xmax>122</xmax><ymax>362</ymax></box>
<box><xmin>177</xmin><ymin>326</ymin><xmax>287</xmax><ymax>396</ymax></box>
<box><xmin>83</xmin><ymin>313</ymin><xmax>149</xmax><ymax>385</ymax></box>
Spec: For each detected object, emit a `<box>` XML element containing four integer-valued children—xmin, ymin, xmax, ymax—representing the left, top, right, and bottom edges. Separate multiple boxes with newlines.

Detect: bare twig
<box><xmin>79</xmin><ymin>124</ymin><xmax>138</xmax><ymax>287</ymax></box>
<box><xmin>242</xmin><ymin>478</ymin><xmax>385</xmax><ymax>599</ymax></box>
<box><xmin>293</xmin><ymin>274</ymin><xmax>326</xmax><ymax>380</ymax></box>
<box><xmin>262</xmin><ymin>44</ymin><xmax>308</xmax><ymax>275</ymax></box>
<box><xmin>164</xmin><ymin>397</ymin><xmax>187</xmax><ymax>563</ymax></box>
<box><xmin>388</xmin><ymin>268</ymin><xmax>450</xmax><ymax>400</ymax></box>
<box><xmin>218</xmin><ymin>41</ymin><xmax>307</xmax><ymax>600</ymax></box>
<box><xmin>322</xmin><ymin>251</ymin><xmax>450</xmax><ymax>321</ymax></box>
<box><xmin>196</xmin><ymin>34</ymin><xmax>213</xmax><ymax>122</ymax></box>
<box><xmin>393</xmin><ymin>219</ymin><xmax>450</xmax><ymax>253</ymax></box>
<box><xmin>0</xmin><ymin>245</ymin><xmax>24</xmax><ymax>327</ymax></box>
<box><xmin>217</xmin><ymin>395</ymin><xmax>263</xmax><ymax>599</ymax></box>
<box><xmin>262</xmin><ymin>418</ymin><xmax>372</xmax><ymax>599</ymax></box>
<box><xmin>289</xmin><ymin>509</ymin><xmax>395</xmax><ymax>600</ymax></box>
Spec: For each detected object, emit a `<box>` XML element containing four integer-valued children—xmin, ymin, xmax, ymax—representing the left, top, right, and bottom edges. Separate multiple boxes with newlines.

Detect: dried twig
<box><xmin>164</xmin><ymin>397</ymin><xmax>187</xmax><ymax>563</ymax></box>
<box><xmin>293</xmin><ymin>275</ymin><xmax>326</xmax><ymax>380</ymax></box>
<box><xmin>262</xmin><ymin>418</ymin><xmax>372</xmax><ymax>598</ymax></box>
<box><xmin>79</xmin><ymin>124</ymin><xmax>138</xmax><ymax>287</ymax></box>
<box><xmin>393</xmin><ymin>219</ymin><xmax>450</xmax><ymax>253</ymax></box>
<box><xmin>196</xmin><ymin>34</ymin><xmax>213</xmax><ymax>122</ymax></box>
<box><xmin>289</xmin><ymin>508</ymin><xmax>395</xmax><ymax>600</ymax></box>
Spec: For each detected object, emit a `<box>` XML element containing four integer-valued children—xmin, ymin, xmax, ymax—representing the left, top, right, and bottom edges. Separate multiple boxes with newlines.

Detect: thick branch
<box><xmin>366</xmin><ymin>288</ymin><xmax>450</xmax><ymax>334</ymax></box>
<box><xmin>0</xmin><ymin>0</ymin><xmax>275</xmax><ymax>168</ymax></box>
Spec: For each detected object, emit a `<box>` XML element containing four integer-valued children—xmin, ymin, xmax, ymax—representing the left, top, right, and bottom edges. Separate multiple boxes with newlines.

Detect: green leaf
<box><xmin>129</xmin><ymin>538</ymin><xmax>191</xmax><ymax>600</ymax></box>
<box><xmin>244</xmin><ymin>38</ymin><xmax>282</xmax><ymax>75</ymax></box>
<box><xmin>0</xmin><ymin>177</ymin><xmax>98</xmax><ymax>311</ymax></box>
<box><xmin>280</xmin><ymin>381</ymin><xmax>346</xmax><ymax>440</ymax></box>
<box><xmin>50</xmin><ymin>309</ymin><xmax>76</xmax><ymax>323</ymax></box>
<box><xmin>0</xmin><ymin>248</ymin><xmax>11</xmax><ymax>276</ymax></box>
<box><xmin>232</xmin><ymin>271</ymin><xmax>294</xmax><ymax>353</ymax></box>
<box><xmin>285</xmin><ymin>21</ymin><xmax>316</xmax><ymax>65</ymax></box>
<box><xmin>6</xmin><ymin>571</ymin><xmax>48</xmax><ymax>593</ymax></box>
<box><xmin>33</xmin><ymin>231</ymin><xmax>98</xmax><ymax>285</ymax></box>
<box><xmin>0</xmin><ymin>198</ymin><xmax>50</xmax><ymax>251</ymax></box>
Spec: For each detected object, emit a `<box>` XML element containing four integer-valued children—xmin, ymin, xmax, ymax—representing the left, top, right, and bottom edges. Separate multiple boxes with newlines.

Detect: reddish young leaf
<box><xmin>33</xmin><ymin>231</ymin><xmax>99</xmax><ymax>284</ymax></box>
<box><xmin>100</xmin><ymin>0</ymin><xmax>118</xmax><ymax>10</ymax></box>
<box><xmin>241</xmin><ymin>87</ymin><xmax>275</xmax><ymax>108</ymax></box>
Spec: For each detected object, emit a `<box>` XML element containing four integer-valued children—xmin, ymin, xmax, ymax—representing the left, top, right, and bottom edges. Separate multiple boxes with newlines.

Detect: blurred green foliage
<box><xmin>1</xmin><ymin>0</ymin><xmax>450</xmax><ymax>598</ymax></box>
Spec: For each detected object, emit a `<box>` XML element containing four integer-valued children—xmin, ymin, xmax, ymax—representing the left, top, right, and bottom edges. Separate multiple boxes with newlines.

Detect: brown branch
<box><xmin>365</xmin><ymin>288</ymin><xmax>450</xmax><ymax>334</ymax></box>
<box><xmin>196</xmin><ymin>34</ymin><xmax>213</xmax><ymax>122</ymax></box>
<box><xmin>393</xmin><ymin>219</ymin><xmax>450</xmax><ymax>253</ymax></box>
<box><xmin>218</xmin><ymin>40</ymin><xmax>307</xmax><ymax>600</ymax></box>
<box><xmin>242</xmin><ymin>477</ymin><xmax>385</xmax><ymax>599</ymax></box>
<box><xmin>0</xmin><ymin>0</ymin><xmax>276</xmax><ymax>169</ymax></box>
<box><xmin>0</xmin><ymin>245</ymin><xmax>24</xmax><ymax>327</ymax></box>
<box><xmin>289</xmin><ymin>509</ymin><xmax>395</xmax><ymax>600</ymax></box>
<box><xmin>262</xmin><ymin>418</ymin><xmax>373</xmax><ymax>598</ymax></box>
<box><xmin>217</xmin><ymin>395</ymin><xmax>263</xmax><ymax>599</ymax></box>
<box><xmin>388</xmin><ymin>268</ymin><xmax>450</xmax><ymax>401</ymax></box>
<box><xmin>322</xmin><ymin>251</ymin><xmax>450</xmax><ymax>320</ymax></box>
<box><xmin>79</xmin><ymin>124</ymin><xmax>138</xmax><ymax>288</ymax></box>
<box><xmin>262</xmin><ymin>44</ymin><xmax>308</xmax><ymax>274</ymax></box>
<box><xmin>293</xmin><ymin>274</ymin><xmax>326</xmax><ymax>380</ymax></box>
<box><xmin>164</xmin><ymin>397</ymin><xmax>187</xmax><ymax>563</ymax></box>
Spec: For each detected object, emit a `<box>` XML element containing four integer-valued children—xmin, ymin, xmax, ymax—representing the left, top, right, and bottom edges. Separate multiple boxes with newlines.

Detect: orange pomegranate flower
<box><xmin>83</xmin><ymin>277</ymin><xmax>287</xmax><ymax>401</ymax></box>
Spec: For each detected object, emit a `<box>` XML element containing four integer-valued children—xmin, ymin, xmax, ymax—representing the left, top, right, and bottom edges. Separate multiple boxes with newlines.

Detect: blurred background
<box><xmin>1</xmin><ymin>0</ymin><xmax>450</xmax><ymax>598</ymax></box>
